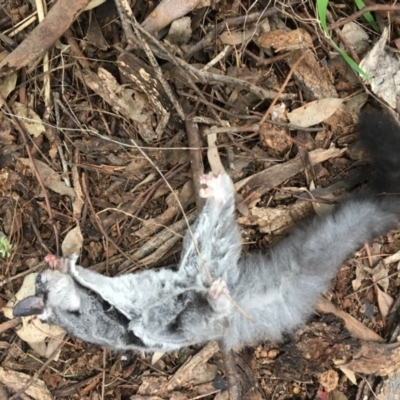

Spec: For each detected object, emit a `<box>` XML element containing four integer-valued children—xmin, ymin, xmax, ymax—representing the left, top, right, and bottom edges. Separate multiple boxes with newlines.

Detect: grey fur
<box><xmin>13</xmin><ymin>112</ymin><xmax>400</xmax><ymax>352</ymax></box>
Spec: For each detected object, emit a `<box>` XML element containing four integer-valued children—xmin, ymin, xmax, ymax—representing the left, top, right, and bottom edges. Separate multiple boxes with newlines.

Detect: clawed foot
<box><xmin>199</xmin><ymin>173</ymin><xmax>227</xmax><ymax>205</ymax></box>
<box><xmin>209</xmin><ymin>278</ymin><xmax>229</xmax><ymax>300</ymax></box>
<box><xmin>208</xmin><ymin>278</ymin><xmax>232</xmax><ymax>314</ymax></box>
<box><xmin>44</xmin><ymin>254</ymin><xmax>77</xmax><ymax>274</ymax></box>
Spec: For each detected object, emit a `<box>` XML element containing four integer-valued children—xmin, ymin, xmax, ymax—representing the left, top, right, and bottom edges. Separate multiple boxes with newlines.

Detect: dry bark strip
<box><xmin>235</xmin><ymin>146</ymin><xmax>346</xmax><ymax>195</ymax></box>
<box><xmin>0</xmin><ymin>0</ymin><xmax>91</xmax><ymax>75</ymax></box>
<box><xmin>317</xmin><ymin>297</ymin><xmax>384</xmax><ymax>343</ymax></box>
<box><xmin>165</xmin><ymin>341</ymin><xmax>220</xmax><ymax>391</ymax></box>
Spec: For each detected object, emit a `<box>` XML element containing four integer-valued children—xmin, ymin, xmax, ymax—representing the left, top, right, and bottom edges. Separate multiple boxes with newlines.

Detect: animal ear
<box><xmin>13</xmin><ymin>296</ymin><xmax>45</xmax><ymax>317</ymax></box>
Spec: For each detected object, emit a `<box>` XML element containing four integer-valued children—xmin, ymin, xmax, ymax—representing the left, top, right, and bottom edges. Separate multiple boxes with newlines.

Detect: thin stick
<box><xmin>260</xmin><ymin>51</ymin><xmax>308</xmax><ymax>126</ymax></box>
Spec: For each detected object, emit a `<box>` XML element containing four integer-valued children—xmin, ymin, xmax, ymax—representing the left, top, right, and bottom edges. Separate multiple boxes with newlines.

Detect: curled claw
<box><xmin>45</xmin><ymin>254</ymin><xmax>61</xmax><ymax>270</ymax></box>
<box><xmin>44</xmin><ymin>254</ymin><xmax>77</xmax><ymax>273</ymax></box>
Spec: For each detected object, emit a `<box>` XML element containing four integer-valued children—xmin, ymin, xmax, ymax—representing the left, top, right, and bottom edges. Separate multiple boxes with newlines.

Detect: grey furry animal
<box><xmin>13</xmin><ymin>173</ymin><xmax>239</xmax><ymax>352</ymax></box>
<box><xmin>14</xmin><ymin>112</ymin><xmax>400</xmax><ymax>352</ymax></box>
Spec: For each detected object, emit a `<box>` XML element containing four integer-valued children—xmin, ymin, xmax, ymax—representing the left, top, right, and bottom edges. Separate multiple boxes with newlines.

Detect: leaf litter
<box><xmin>1</xmin><ymin>0</ymin><xmax>400</xmax><ymax>399</ymax></box>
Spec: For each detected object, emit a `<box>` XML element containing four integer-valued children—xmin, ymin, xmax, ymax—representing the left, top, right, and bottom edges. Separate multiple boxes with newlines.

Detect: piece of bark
<box><xmin>165</xmin><ymin>341</ymin><xmax>220</xmax><ymax>391</ymax></box>
<box><xmin>0</xmin><ymin>0</ymin><xmax>91</xmax><ymax>76</ymax></box>
<box><xmin>118</xmin><ymin>52</ymin><xmax>180</xmax><ymax>141</ymax></box>
<box><xmin>317</xmin><ymin>297</ymin><xmax>384</xmax><ymax>342</ymax></box>
<box><xmin>235</xmin><ymin>147</ymin><xmax>346</xmax><ymax>195</ymax></box>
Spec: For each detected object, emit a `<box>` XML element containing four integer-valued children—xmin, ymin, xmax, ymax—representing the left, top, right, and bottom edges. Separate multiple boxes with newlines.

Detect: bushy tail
<box><xmin>358</xmin><ymin>111</ymin><xmax>400</xmax><ymax>193</ymax></box>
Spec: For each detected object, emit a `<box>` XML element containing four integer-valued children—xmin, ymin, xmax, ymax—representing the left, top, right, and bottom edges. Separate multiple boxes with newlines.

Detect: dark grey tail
<box><xmin>358</xmin><ymin>111</ymin><xmax>400</xmax><ymax>194</ymax></box>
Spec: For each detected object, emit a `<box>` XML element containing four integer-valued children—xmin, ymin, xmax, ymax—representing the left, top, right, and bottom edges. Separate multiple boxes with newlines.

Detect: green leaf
<box><xmin>316</xmin><ymin>0</ymin><xmax>329</xmax><ymax>33</ymax></box>
<box><xmin>0</xmin><ymin>236</ymin><xmax>12</xmax><ymax>258</ymax></box>
<box><xmin>354</xmin><ymin>0</ymin><xmax>380</xmax><ymax>32</ymax></box>
<box><xmin>316</xmin><ymin>0</ymin><xmax>371</xmax><ymax>81</ymax></box>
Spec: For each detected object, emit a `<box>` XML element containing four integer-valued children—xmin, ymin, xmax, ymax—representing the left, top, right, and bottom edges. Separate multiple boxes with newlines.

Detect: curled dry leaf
<box><xmin>309</xmin><ymin>181</ymin><xmax>337</xmax><ymax>216</ymax></box>
<box><xmin>18</xmin><ymin>158</ymin><xmax>76</xmax><ymax>197</ymax></box>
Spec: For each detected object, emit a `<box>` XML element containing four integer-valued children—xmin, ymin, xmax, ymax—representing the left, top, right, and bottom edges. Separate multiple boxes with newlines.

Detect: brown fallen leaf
<box><xmin>18</xmin><ymin>158</ymin><xmax>76</xmax><ymax>197</ymax></box>
<box><xmin>287</xmin><ymin>98</ymin><xmax>344</xmax><ymax>128</ymax></box>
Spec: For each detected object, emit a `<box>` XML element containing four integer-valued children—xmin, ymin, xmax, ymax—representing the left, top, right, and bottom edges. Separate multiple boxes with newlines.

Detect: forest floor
<box><xmin>1</xmin><ymin>0</ymin><xmax>400</xmax><ymax>399</ymax></box>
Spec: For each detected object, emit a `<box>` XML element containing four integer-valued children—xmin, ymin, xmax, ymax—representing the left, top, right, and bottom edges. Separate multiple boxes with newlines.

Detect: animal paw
<box><xmin>45</xmin><ymin>254</ymin><xmax>63</xmax><ymax>271</ymax></box>
<box><xmin>44</xmin><ymin>254</ymin><xmax>76</xmax><ymax>274</ymax></box>
<box><xmin>208</xmin><ymin>278</ymin><xmax>229</xmax><ymax>300</ymax></box>
<box><xmin>199</xmin><ymin>173</ymin><xmax>227</xmax><ymax>205</ymax></box>
<box><xmin>208</xmin><ymin>278</ymin><xmax>232</xmax><ymax>314</ymax></box>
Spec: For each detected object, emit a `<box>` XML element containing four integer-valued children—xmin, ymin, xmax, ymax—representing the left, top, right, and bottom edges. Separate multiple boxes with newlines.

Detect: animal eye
<box><xmin>68</xmin><ymin>310</ymin><xmax>81</xmax><ymax>316</ymax></box>
<box><xmin>167</xmin><ymin>312</ymin><xmax>183</xmax><ymax>334</ymax></box>
<box><xmin>167</xmin><ymin>319</ymin><xmax>180</xmax><ymax>333</ymax></box>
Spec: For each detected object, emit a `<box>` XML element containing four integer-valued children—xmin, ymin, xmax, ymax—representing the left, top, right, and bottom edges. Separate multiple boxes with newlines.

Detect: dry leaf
<box><xmin>341</xmin><ymin>22</ymin><xmax>369</xmax><ymax>54</ymax></box>
<box><xmin>4</xmin><ymin>273</ymin><xmax>66</xmax><ymax>359</ymax></box>
<box><xmin>352</xmin><ymin>260</ymin><xmax>369</xmax><ymax>291</ymax></box>
<box><xmin>219</xmin><ymin>27</ymin><xmax>257</xmax><ymax>45</ymax></box>
<box><xmin>287</xmin><ymin>98</ymin><xmax>343</xmax><ymax>127</ymax></box>
<box><xmin>12</xmin><ymin>102</ymin><xmax>45</xmax><ymax>138</ymax></box>
<box><xmin>344</xmin><ymin>92</ymin><xmax>368</xmax><ymax>114</ymax></box>
<box><xmin>337</xmin><ymin>366</ymin><xmax>357</xmax><ymax>385</ymax></box>
<box><xmin>310</xmin><ymin>181</ymin><xmax>337</xmax><ymax>216</ymax></box>
<box><xmin>151</xmin><ymin>352</ymin><xmax>165</xmax><ymax>365</ymax></box>
<box><xmin>18</xmin><ymin>158</ymin><xmax>76</xmax><ymax>197</ymax></box>
<box><xmin>376</xmin><ymin>286</ymin><xmax>393</xmax><ymax>319</ymax></box>
<box><xmin>61</xmin><ymin>225</ymin><xmax>83</xmax><ymax>258</ymax></box>
<box><xmin>0</xmin><ymin>52</ymin><xmax>17</xmax><ymax>105</ymax></box>
<box><xmin>372</xmin><ymin>260</ymin><xmax>389</xmax><ymax>292</ymax></box>
<box><xmin>0</xmin><ymin>367</ymin><xmax>52</xmax><ymax>400</ymax></box>
<box><xmin>384</xmin><ymin>250</ymin><xmax>400</xmax><ymax>265</ymax></box>
<box><xmin>360</xmin><ymin>28</ymin><xmax>400</xmax><ymax>108</ymax></box>
<box><xmin>97</xmin><ymin>68</ymin><xmax>149</xmax><ymax>123</ymax></box>
<box><xmin>165</xmin><ymin>17</ymin><xmax>192</xmax><ymax>45</ymax></box>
